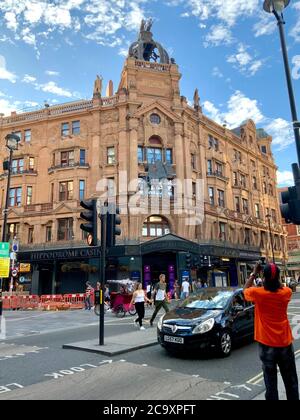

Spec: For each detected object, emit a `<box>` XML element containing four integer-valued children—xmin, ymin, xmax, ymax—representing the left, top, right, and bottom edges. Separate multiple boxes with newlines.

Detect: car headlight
<box><xmin>157</xmin><ymin>315</ymin><xmax>164</xmax><ymax>331</ymax></box>
<box><xmin>192</xmin><ymin>318</ymin><xmax>215</xmax><ymax>335</ymax></box>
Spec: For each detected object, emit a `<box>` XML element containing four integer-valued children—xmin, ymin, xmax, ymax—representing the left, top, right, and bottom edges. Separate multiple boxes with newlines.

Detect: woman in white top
<box><xmin>130</xmin><ymin>283</ymin><xmax>152</xmax><ymax>330</ymax></box>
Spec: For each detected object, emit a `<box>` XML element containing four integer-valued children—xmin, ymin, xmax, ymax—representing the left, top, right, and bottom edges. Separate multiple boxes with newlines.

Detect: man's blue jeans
<box><xmin>259</xmin><ymin>343</ymin><xmax>299</xmax><ymax>400</ymax></box>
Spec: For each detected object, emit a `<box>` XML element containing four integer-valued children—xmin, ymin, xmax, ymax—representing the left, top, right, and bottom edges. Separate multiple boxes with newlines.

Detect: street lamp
<box><xmin>2</xmin><ymin>133</ymin><xmax>21</xmax><ymax>242</ymax></box>
<box><xmin>263</xmin><ymin>0</ymin><xmax>300</xmax><ymax>170</ymax></box>
<box><xmin>266</xmin><ymin>214</ymin><xmax>275</xmax><ymax>264</ymax></box>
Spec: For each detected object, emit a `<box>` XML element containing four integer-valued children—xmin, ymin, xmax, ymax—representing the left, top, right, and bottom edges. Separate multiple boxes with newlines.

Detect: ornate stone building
<box><xmin>0</xmin><ymin>22</ymin><xmax>286</xmax><ymax>294</ymax></box>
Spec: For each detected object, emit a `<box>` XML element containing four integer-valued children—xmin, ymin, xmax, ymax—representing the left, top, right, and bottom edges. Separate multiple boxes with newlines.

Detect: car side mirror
<box><xmin>232</xmin><ymin>305</ymin><xmax>244</xmax><ymax>314</ymax></box>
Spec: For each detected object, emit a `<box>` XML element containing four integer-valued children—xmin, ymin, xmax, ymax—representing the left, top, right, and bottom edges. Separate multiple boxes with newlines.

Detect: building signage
<box><xmin>142</xmin><ymin>240</ymin><xmax>200</xmax><ymax>255</ymax></box>
<box><xmin>20</xmin><ymin>263</ymin><xmax>31</xmax><ymax>273</ymax></box>
<box><xmin>0</xmin><ymin>258</ymin><xmax>10</xmax><ymax>278</ymax></box>
<box><xmin>26</xmin><ymin>247</ymin><xmax>101</xmax><ymax>262</ymax></box>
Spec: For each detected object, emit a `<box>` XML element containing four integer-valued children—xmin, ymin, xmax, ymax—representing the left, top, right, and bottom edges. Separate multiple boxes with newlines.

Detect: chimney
<box><xmin>106</xmin><ymin>80</ymin><xmax>114</xmax><ymax>97</ymax></box>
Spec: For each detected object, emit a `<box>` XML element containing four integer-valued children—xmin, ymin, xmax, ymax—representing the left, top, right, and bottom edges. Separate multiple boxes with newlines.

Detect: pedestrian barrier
<box><xmin>63</xmin><ymin>294</ymin><xmax>86</xmax><ymax>309</ymax></box>
<box><xmin>2</xmin><ymin>293</ymin><xmax>88</xmax><ymax>311</ymax></box>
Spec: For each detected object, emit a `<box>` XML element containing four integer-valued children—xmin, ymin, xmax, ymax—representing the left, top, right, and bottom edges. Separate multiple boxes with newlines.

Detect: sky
<box><xmin>0</xmin><ymin>0</ymin><xmax>300</xmax><ymax>187</ymax></box>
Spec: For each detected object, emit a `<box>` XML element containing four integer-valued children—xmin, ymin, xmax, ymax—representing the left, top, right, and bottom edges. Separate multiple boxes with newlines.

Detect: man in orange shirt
<box><xmin>244</xmin><ymin>263</ymin><xmax>299</xmax><ymax>400</ymax></box>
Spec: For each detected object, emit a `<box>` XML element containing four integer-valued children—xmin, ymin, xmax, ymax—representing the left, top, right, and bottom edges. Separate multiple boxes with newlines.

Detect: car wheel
<box><xmin>218</xmin><ymin>330</ymin><xmax>232</xmax><ymax>357</ymax></box>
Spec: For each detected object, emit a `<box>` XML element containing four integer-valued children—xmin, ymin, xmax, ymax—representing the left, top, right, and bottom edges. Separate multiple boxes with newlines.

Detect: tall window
<box><xmin>252</xmin><ymin>176</ymin><xmax>257</xmax><ymax>190</ymax></box>
<box><xmin>147</xmin><ymin>148</ymin><xmax>162</xmax><ymax>163</ymax></box>
<box><xmin>24</xmin><ymin>129</ymin><xmax>31</xmax><ymax>142</ymax></box>
<box><xmin>208</xmin><ymin>187</ymin><xmax>214</xmax><ymax>205</ymax></box>
<box><xmin>235</xmin><ymin>197</ymin><xmax>240</xmax><ymax>213</ymax></box>
<box><xmin>26</xmin><ymin>186</ymin><xmax>33</xmax><ymax>205</ymax></box>
<box><xmin>207</xmin><ymin>160</ymin><xmax>213</xmax><ymax>175</ymax></box>
<box><xmin>268</xmin><ymin>184</ymin><xmax>274</xmax><ymax>196</ymax></box>
<box><xmin>7</xmin><ymin>223</ymin><xmax>19</xmax><ymax>241</ymax></box>
<box><xmin>208</xmin><ymin>135</ymin><xmax>219</xmax><ymax>151</ymax></box>
<box><xmin>263</xmin><ymin>182</ymin><xmax>267</xmax><ymax>194</ymax></box>
<box><xmin>219</xmin><ymin>222</ymin><xmax>226</xmax><ymax>241</ymax></box>
<box><xmin>216</xmin><ymin>162</ymin><xmax>223</xmax><ymax>176</ymax></box>
<box><xmin>191</xmin><ymin>154</ymin><xmax>196</xmax><ymax>170</ymax></box>
<box><xmin>61</xmin><ymin>122</ymin><xmax>69</xmax><ymax>137</ymax></box>
<box><xmin>107</xmin><ymin>178</ymin><xmax>115</xmax><ymax>197</ymax></box>
<box><xmin>79</xmin><ymin>180</ymin><xmax>85</xmax><ymax>200</ymax></box>
<box><xmin>72</xmin><ymin>120</ymin><xmax>80</xmax><ymax>135</ymax></box>
<box><xmin>12</xmin><ymin>158</ymin><xmax>24</xmax><ymax>174</ymax></box>
<box><xmin>234</xmin><ymin>149</ymin><xmax>242</xmax><ymax>163</ymax></box>
<box><xmin>240</xmin><ymin>174</ymin><xmax>246</xmax><ymax>188</ymax></box>
<box><xmin>261</xmin><ymin>145</ymin><xmax>267</xmax><ymax>154</ymax></box>
<box><xmin>28</xmin><ymin>227</ymin><xmax>34</xmax><ymax>244</ymax></box>
<box><xmin>271</xmin><ymin>209</ymin><xmax>277</xmax><ymax>223</ymax></box>
<box><xmin>29</xmin><ymin>157</ymin><xmax>35</xmax><ymax>171</ymax></box>
<box><xmin>142</xmin><ymin>216</ymin><xmax>170</xmax><ymax>237</ymax></box>
<box><xmin>242</xmin><ymin>198</ymin><xmax>249</xmax><ymax>215</ymax></box>
<box><xmin>233</xmin><ymin>172</ymin><xmax>238</xmax><ymax>186</ymax></box>
<box><xmin>218</xmin><ymin>190</ymin><xmax>225</xmax><ymax>208</ymax></box>
<box><xmin>107</xmin><ymin>147</ymin><xmax>116</xmax><ymax>164</ymax></box>
<box><xmin>138</xmin><ymin>146</ymin><xmax>144</xmax><ymax>163</ymax></box>
<box><xmin>61</xmin><ymin>151</ymin><xmax>74</xmax><ymax>167</ymax></box>
<box><xmin>46</xmin><ymin>226</ymin><xmax>52</xmax><ymax>242</ymax></box>
<box><xmin>57</xmin><ymin>218</ymin><xmax>74</xmax><ymax>241</ymax></box>
<box><xmin>260</xmin><ymin>231</ymin><xmax>266</xmax><ymax>249</ymax></box>
<box><xmin>80</xmin><ymin>149</ymin><xmax>86</xmax><ymax>165</ymax></box>
<box><xmin>255</xmin><ymin>204</ymin><xmax>260</xmax><ymax>219</ymax></box>
<box><xmin>50</xmin><ymin>183</ymin><xmax>54</xmax><ymax>203</ymax></box>
<box><xmin>244</xmin><ymin>228</ymin><xmax>251</xmax><ymax>245</ymax></box>
<box><xmin>59</xmin><ymin>181</ymin><xmax>73</xmax><ymax>201</ymax></box>
<box><xmin>9</xmin><ymin>187</ymin><xmax>22</xmax><ymax>206</ymax></box>
<box><xmin>165</xmin><ymin>149</ymin><xmax>173</xmax><ymax>164</ymax></box>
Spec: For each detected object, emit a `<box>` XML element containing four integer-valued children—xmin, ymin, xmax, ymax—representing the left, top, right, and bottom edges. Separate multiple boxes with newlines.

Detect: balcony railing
<box><xmin>48</xmin><ymin>162</ymin><xmax>89</xmax><ymax>173</ymax></box>
<box><xmin>24</xmin><ymin>203</ymin><xmax>53</xmax><ymax>213</ymax></box>
<box><xmin>206</xmin><ymin>171</ymin><xmax>229</xmax><ymax>182</ymax></box>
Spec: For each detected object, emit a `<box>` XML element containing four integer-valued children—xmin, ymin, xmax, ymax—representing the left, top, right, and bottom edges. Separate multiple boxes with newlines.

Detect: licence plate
<box><xmin>164</xmin><ymin>335</ymin><xmax>184</xmax><ymax>344</ymax></box>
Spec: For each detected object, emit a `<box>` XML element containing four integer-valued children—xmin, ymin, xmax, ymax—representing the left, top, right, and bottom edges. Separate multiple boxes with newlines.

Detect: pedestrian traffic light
<box><xmin>186</xmin><ymin>253</ymin><xmax>192</xmax><ymax>269</ymax></box>
<box><xmin>80</xmin><ymin>199</ymin><xmax>98</xmax><ymax>246</ymax></box>
<box><xmin>106</xmin><ymin>205</ymin><xmax>122</xmax><ymax>248</ymax></box>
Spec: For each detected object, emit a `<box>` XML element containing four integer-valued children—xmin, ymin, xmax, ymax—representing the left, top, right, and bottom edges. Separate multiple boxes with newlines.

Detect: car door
<box><xmin>230</xmin><ymin>292</ymin><xmax>251</xmax><ymax>339</ymax></box>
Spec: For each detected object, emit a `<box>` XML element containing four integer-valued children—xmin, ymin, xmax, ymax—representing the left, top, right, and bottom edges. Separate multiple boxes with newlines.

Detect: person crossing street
<box><xmin>150</xmin><ymin>274</ymin><xmax>169</xmax><ymax>327</ymax></box>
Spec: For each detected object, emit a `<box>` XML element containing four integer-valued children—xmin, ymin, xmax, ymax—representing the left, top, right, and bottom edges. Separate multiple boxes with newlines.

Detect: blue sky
<box><xmin>0</xmin><ymin>0</ymin><xmax>300</xmax><ymax>187</ymax></box>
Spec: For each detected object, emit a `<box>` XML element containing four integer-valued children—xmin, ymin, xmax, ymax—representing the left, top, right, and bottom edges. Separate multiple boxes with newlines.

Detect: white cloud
<box><xmin>204</xmin><ymin>24</ymin><xmax>233</xmax><ymax>47</ymax></box>
<box><xmin>204</xmin><ymin>90</ymin><xmax>264</xmax><ymax>128</ymax></box>
<box><xmin>277</xmin><ymin>170</ymin><xmax>294</xmax><ymax>187</ymax></box>
<box><xmin>38</xmin><ymin>81</ymin><xmax>74</xmax><ymax>98</ymax></box>
<box><xmin>227</xmin><ymin>44</ymin><xmax>263</xmax><ymax>76</ymax></box>
<box><xmin>0</xmin><ymin>55</ymin><xmax>17</xmax><ymax>83</ymax></box>
<box><xmin>292</xmin><ymin>55</ymin><xmax>300</xmax><ymax>80</ymax></box>
<box><xmin>0</xmin><ymin>98</ymin><xmax>39</xmax><ymax>116</ymax></box>
<box><xmin>4</xmin><ymin>11</ymin><xmax>18</xmax><ymax>31</ymax></box>
<box><xmin>45</xmin><ymin>70</ymin><xmax>60</xmax><ymax>77</ymax></box>
<box><xmin>212</xmin><ymin>66</ymin><xmax>224</xmax><ymax>78</ymax></box>
<box><xmin>290</xmin><ymin>1</ymin><xmax>300</xmax><ymax>42</ymax></box>
<box><xmin>264</xmin><ymin>118</ymin><xmax>295</xmax><ymax>151</ymax></box>
<box><xmin>23</xmin><ymin>74</ymin><xmax>37</xmax><ymax>83</ymax></box>
<box><xmin>253</xmin><ymin>13</ymin><xmax>276</xmax><ymax>37</ymax></box>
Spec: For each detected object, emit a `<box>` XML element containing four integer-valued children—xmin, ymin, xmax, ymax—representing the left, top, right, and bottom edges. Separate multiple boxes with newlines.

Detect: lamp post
<box><xmin>0</xmin><ymin>133</ymin><xmax>20</xmax><ymax>319</ymax></box>
<box><xmin>266</xmin><ymin>214</ymin><xmax>275</xmax><ymax>264</ymax></box>
<box><xmin>263</xmin><ymin>0</ymin><xmax>300</xmax><ymax>172</ymax></box>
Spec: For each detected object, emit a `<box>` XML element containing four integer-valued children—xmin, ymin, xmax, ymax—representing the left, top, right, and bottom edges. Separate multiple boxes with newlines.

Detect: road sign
<box><xmin>11</xmin><ymin>268</ymin><xmax>18</xmax><ymax>277</ymax></box>
<box><xmin>0</xmin><ymin>258</ymin><xmax>10</xmax><ymax>278</ymax></box>
<box><xmin>12</xmin><ymin>241</ymin><xmax>19</xmax><ymax>253</ymax></box>
<box><xmin>0</xmin><ymin>243</ymin><xmax>9</xmax><ymax>258</ymax></box>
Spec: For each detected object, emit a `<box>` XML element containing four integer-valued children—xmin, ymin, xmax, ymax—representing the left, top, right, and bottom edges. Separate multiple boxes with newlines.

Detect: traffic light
<box><xmin>80</xmin><ymin>199</ymin><xmax>98</xmax><ymax>246</ymax></box>
<box><xmin>280</xmin><ymin>164</ymin><xmax>300</xmax><ymax>224</ymax></box>
<box><xmin>280</xmin><ymin>186</ymin><xmax>300</xmax><ymax>224</ymax></box>
<box><xmin>185</xmin><ymin>253</ymin><xmax>192</xmax><ymax>269</ymax></box>
<box><xmin>106</xmin><ymin>205</ymin><xmax>122</xmax><ymax>248</ymax></box>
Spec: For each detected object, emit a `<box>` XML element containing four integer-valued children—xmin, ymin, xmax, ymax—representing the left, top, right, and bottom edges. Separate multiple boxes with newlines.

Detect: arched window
<box><xmin>142</xmin><ymin>216</ymin><xmax>171</xmax><ymax>237</ymax></box>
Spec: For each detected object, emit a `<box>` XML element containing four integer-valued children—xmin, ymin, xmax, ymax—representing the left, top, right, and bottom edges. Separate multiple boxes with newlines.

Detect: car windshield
<box><xmin>184</xmin><ymin>290</ymin><xmax>234</xmax><ymax>310</ymax></box>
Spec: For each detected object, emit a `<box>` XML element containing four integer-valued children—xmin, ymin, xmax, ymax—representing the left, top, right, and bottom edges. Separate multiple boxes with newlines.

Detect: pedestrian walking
<box><xmin>130</xmin><ymin>283</ymin><xmax>152</xmax><ymax>330</ymax></box>
<box><xmin>84</xmin><ymin>282</ymin><xmax>94</xmax><ymax>310</ymax></box>
<box><xmin>244</xmin><ymin>262</ymin><xmax>299</xmax><ymax>401</ymax></box>
<box><xmin>181</xmin><ymin>278</ymin><xmax>190</xmax><ymax>299</ymax></box>
<box><xmin>173</xmin><ymin>279</ymin><xmax>180</xmax><ymax>300</ymax></box>
<box><xmin>150</xmin><ymin>274</ymin><xmax>169</xmax><ymax>327</ymax></box>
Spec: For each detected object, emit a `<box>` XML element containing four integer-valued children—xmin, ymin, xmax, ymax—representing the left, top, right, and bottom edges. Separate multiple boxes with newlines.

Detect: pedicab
<box><xmin>107</xmin><ymin>279</ymin><xmax>137</xmax><ymax>318</ymax></box>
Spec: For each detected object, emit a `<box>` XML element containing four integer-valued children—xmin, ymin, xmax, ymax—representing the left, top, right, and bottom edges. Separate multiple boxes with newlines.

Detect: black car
<box><xmin>157</xmin><ymin>288</ymin><xmax>254</xmax><ymax>357</ymax></box>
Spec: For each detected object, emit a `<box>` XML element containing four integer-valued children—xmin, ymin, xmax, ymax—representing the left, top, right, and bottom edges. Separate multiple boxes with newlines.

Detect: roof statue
<box><xmin>93</xmin><ymin>75</ymin><xmax>103</xmax><ymax>98</ymax></box>
<box><xmin>193</xmin><ymin>88</ymin><xmax>200</xmax><ymax>110</ymax></box>
<box><xmin>128</xmin><ymin>19</ymin><xmax>170</xmax><ymax>64</ymax></box>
